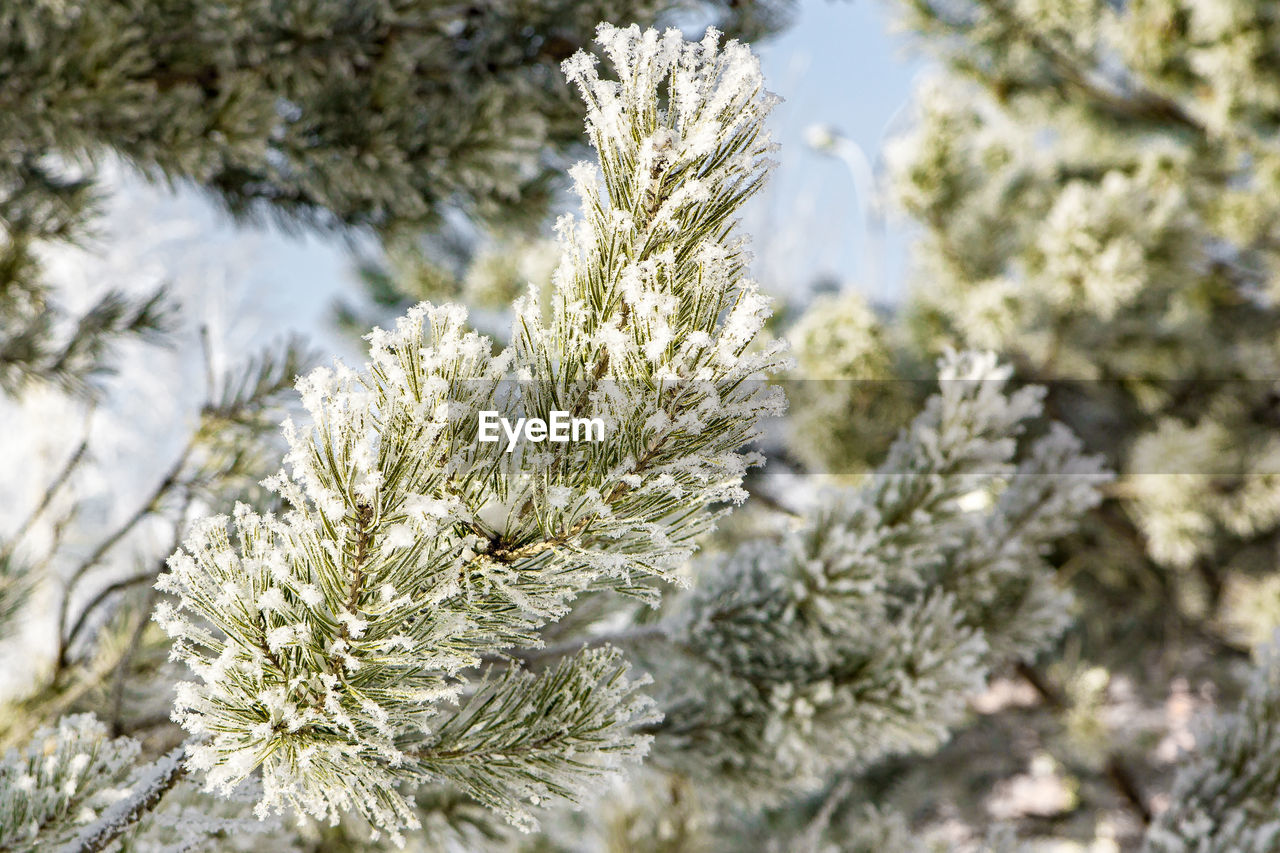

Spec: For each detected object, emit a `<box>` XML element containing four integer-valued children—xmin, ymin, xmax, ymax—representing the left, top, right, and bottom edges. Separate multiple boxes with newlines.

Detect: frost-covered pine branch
<box><xmin>646</xmin><ymin>351</ymin><xmax>1109</xmax><ymax>798</ymax></box>
<box><xmin>1142</xmin><ymin>637</ymin><xmax>1280</xmax><ymax>853</ymax></box>
<box><xmin>872</xmin><ymin>1</ymin><xmax>1280</xmax><ymax>842</ymax></box>
<box><xmin>415</xmin><ymin>647</ymin><xmax>657</xmax><ymax>823</ymax></box>
<box><xmin>0</xmin><ymin>714</ymin><xmax>143</xmax><ymax>851</ymax></box>
<box><xmin>152</xmin><ymin>23</ymin><xmax>785</xmax><ymax>843</ymax></box>
<box><xmin>55</xmin><ymin>745</ymin><xmax>187</xmax><ymax>853</ymax></box>
<box><xmin>0</xmin><ymin>715</ymin><xmax>275</xmax><ymax>853</ymax></box>
<box><xmin>882</xmin><ymin>0</ymin><xmax>1280</xmax><ymax>627</ymax></box>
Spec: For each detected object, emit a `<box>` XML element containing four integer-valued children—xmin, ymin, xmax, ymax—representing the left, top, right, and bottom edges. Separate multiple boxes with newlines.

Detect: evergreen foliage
<box><xmin>0</xmin><ymin>0</ymin><xmax>787</xmax><ymax>396</ymax></box>
<box><xmin>783</xmin><ymin>290</ymin><xmax>913</xmax><ymax>477</ymax></box>
<box><xmin>1144</xmin><ymin>639</ymin><xmax>1280</xmax><ymax>852</ymax></box>
<box><xmin>0</xmin><ymin>554</ymin><xmax>35</xmax><ymax>643</ymax></box>
<box><xmin>4</xmin><ymin>8</ymin><xmax>1226</xmax><ymax>851</ymax></box>
<box><xmin>1146</xmin><ymin>637</ymin><xmax>1280</xmax><ymax>850</ymax></box>
<box><xmin>646</xmin><ymin>351</ymin><xmax>1107</xmax><ymax>797</ymax></box>
<box><xmin>861</xmin><ymin>0</ymin><xmax>1280</xmax><ymax>844</ymax></box>
<box><xmin>884</xmin><ymin>0</ymin><xmax>1280</xmax><ymax>599</ymax></box>
<box><xmin>0</xmin><ymin>714</ymin><xmax>141</xmax><ymax>852</ymax></box>
<box><xmin>0</xmin><ymin>330</ymin><xmax>311</xmax><ymax>763</ymax></box>
<box><xmin>153</xmin><ymin>23</ymin><xmax>786</xmax><ymax>844</ymax></box>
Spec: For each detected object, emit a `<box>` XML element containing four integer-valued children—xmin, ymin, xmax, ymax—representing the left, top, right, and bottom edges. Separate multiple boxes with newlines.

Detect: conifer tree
<box><xmin>0</xmin><ymin>23</ymin><xmax>1107</xmax><ymax>852</ymax></box>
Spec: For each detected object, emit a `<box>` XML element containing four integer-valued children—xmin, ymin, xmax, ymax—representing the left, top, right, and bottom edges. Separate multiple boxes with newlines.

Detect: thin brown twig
<box><xmin>1015</xmin><ymin>661</ymin><xmax>1152</xmax><ymax>826</ymax></box>
<box><xmin>109</xmin><ymin>586</ymin><xmax>160</xmax><ymax>737</ymax></box>
<box><xmin>55</xmin><ymin>443</ymin><xmax>194</xmax><ymax>675</ymax></box>
<box><xmin>61</xmin><ymin>570</ymin><xmax>161</xmax><ymax>660</ymax></box>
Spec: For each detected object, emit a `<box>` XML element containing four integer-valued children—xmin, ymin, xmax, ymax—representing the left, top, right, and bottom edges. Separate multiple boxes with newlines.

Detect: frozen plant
<box><xmin>646</xmin><ymin>351</ymin><xmax>1110</xmax><ymax>799</ymax></box>
<box><xmin>1144</xmin><ymin>638</ymin><xmax>1280</xmax><ymax>852</ymax></box>
<box><xmin>151</xmin><ymin>23</ymin><xmax>786</xmax><ymax>845</ymax></box>
<box><xmin>874</xmin><ymin>0</ymin><xmax>1280</xmax><ymax>842</ymax></box>
<box><xmin>0</xmin><ymin>715</ymin><xmax>140</xmax><ymax>850</ymax></box>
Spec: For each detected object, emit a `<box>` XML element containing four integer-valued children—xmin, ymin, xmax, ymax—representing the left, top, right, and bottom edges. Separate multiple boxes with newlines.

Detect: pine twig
<box><xmin>0</xmin><ymin>407</ymin><xmax>94</xmax><ymax>563</ymax></box>
<box><xmin>483</xmin><ymin>625</ymin><xmax>670</xmax><ymax>666</ymax></box>
<box><xmin>55</xmin><ymin>444</ymin><xmax>193</xmax><ymax>674</ymax></box>
<box><xmin>55</xmin><ymin>745</ymin><xmax>188</xmax><ymax>853</ymax></box>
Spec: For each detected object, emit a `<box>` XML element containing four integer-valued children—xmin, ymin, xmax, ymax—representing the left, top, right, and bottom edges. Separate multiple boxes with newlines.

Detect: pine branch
<box><xmin>0</xmin><ymin>553</ymin><xmax>35</xmax><ymax>644</ymax></box>
<box><xmin>973</xmin><ymin>0</ymin><xmax>1203</xmax><ymax>133</ymax></box>
<box><xmin>0</xmin><ymin>407</ymin><xmax>93</xmax><ymax>565</ymax></box>
<box><xmin>646</xmin><ymin>352</ymin><xmax>1109</xmax><ymax>799</ymax></box>
<box><xmin>152</xmin><ymin>25</ymin><xmax>784</xmax><ymax>842</ymax></box>
<box><xmin>55</xmin><ymin>338</ymin><xmax>311</xmax><ymax>675</ymax></box>
<box><xmin>413</xmin><ymin>646</ymin><xmax>657</xmax><ymax>830</ymax></box>
<box><xmin>201</xmin><ymin>335</ymin><xmax>313</xmax><ymax>428</ymax></box>
<box><xmin>1142</xmin><ymin>640</ymin><xmax>1280</xmax><ymax>851</ymax></box>
<box><xmin>0</xmin><ymin>715</ymin><xmax>144</xmax><ymax>851</ymax></box>
<box><xmin>61</xmin><ymin>569</ymin><xmax>162</xmax><ymax>661</ymax></box>
<box><xmin>0</xmin><ymin>287</ymin><xmax>172</xmax><ymax>399</ymax></box>
<box><xmin>54</xmin><ymin>746</ymin><xmax>188</xmax><ymax>853</ymax></box>
<box><xmin>55</xmin><ymin>444</ymin><xmax>193</xmax><ymax>675</ymax></box>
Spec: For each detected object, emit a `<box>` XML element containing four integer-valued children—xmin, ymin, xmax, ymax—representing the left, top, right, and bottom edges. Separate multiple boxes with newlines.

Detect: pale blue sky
<box><xmin>748</xmin><ymin>0</ymin><xmax>924</xmax><ymax>308</ymax></box>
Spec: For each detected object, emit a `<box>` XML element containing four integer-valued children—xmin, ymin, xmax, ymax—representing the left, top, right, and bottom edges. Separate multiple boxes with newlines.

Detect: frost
<box><xmin>0</xmin><ymin>715</ymin><xmax>142</xmax><ymax>851</ymax></box>
<box><xmin>658</xmin><ymin>353</ymin><xmax>1109</xmax><ymax>798</ymax></box>
<box><xmin>151</xmin><ymin>23</ymin><xmax>784</xmax><ymax>843</ymax></box>
<box><xmin>1145</xmin><ymin>639</ymin><xmax>1280</xmax><ymax>852</ymax></box>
